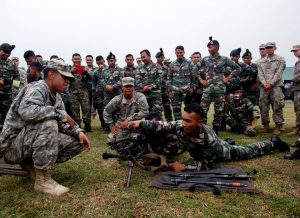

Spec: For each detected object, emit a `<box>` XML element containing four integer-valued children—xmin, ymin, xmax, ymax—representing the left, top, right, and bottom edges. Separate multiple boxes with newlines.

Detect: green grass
<box><xmin>1</xmin><ymin>102</ymin><xmax>299</xmax><ymax>217</ymax></box>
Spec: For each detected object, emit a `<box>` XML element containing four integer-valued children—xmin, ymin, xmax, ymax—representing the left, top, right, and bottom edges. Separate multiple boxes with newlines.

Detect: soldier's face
<box><xmin>242</xmin><ymin>56</ymin><xmax>252</xmax><ymax>65</ymax></box>
<box><xmin>107</xmin><ymin>59</ymin><xmax>116</xmax><ymax>67</ymax></box>
<box><xmin>122</xmin><ymin>85</ymin><xmax>134</xmax><ymax>98</ymax></box>
<box><xmin>230</xmin><ymin>55</ymin><xmax>240</xmax><ymax>63</ymax></box>
<box><xmin>141</xmin><ymin>52</ymin><xmax>151</xmax><ymax>64</ymax></box>
<box><xmin>0</xmin><ymin>50</ymin><xmax>11</xmax><ymax>61</ymax></box>
<box><xmin>72</xmin><ymin>55</ymin><xmax>82</xmax><ymax>66</ymax></box>
<box><xmin>191</xmin><ymin>54</ymin><xmax>201</xmax><ymax>64</ymax></box>
<box><xmin>266</xmin><ymin>47</ymin><xmax>276</xmax><ymax>56</ymax></box>
<box><xmin>156</xmin><ymin>56</ymin><xmax>164</xmax><ymax>64</ymax></box>
<box><xmin>125</xmin><ymin>56</ymin><xmax>134</xmax><ymax>67</ymax></box>
<box><xmin>86</xmin><ymin>57</ymin><xmax>94</xmax><ymax>66</ymax></box>
<box><xmin>208</xmin><ymin>45</ymin><xmax>218</xmax><ymax>55</ymax></box>
<box><xmin>259</xmin><ymin>48</ymin><xmax>266</xmax><ymax>56</ymax></box>
<box><xmin>175</xmin><ymin>49</ymin><xmax>185</xmax><ymax>60</ymax></box>
<box><xmin>49</xmin><ymin>71</ymin><xmax>71</xmax><ymax>93</ymax></box>
<box><xmin>25</xmin><ymin>55</ymin><xmax>36</xmax><ymax>66</ymax></box>
<box><xmin>182</xmin><ymin>111</ymin><xmax>203</xmax><ymax>134</ymax></box>
<box><xmin>293</xmin><ymin>50</ymin><xmax>300</xmax><ymax>58</ymax></box>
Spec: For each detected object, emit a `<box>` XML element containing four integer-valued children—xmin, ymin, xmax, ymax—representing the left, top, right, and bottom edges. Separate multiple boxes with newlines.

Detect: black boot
<box><xmin>271</xmin><ymin>135</ymin><xmax>290</xmax><ymax>152</ymax></box>
<box><xmin>284</xmin><ymin>139</ymin><xmax>300</xmax><ymax>159</ymax></box>
<box><xmin>84</xmin><ymin>123</ymin><xmax>92</xmax><ymax>132</ymax></box>
<box><xmin>213</xmin><ymin>126</ymin><xmax>219</xmax><ymax>136</ymax></box>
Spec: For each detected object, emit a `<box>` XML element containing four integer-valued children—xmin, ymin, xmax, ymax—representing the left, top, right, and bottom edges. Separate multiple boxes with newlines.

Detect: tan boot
<box><xmin>20</xmin><ymin>162</ymin><xmax>36</xmax><ymax>182</ymax></box>
<box><xmin>34</xmin><ymin>169</ymin><xmax>70</xmax><ymax>196</ymax></box>
<box><xmin>273</xmin><ymin>125</ymin><xmax>282</xmax><ymax>136</ymax></box>
<box><xmin>261</xmin><ymin>124</ymin><xmax>270</xmax><ymax>133</ymax></box>
<box><xmin>287</xmin><ymin>127</ymin><xmax>300</xmax><ymax>136</ymax></box>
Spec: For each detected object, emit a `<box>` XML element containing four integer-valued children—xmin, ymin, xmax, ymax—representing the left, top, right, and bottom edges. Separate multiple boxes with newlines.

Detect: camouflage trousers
<box><xmin>216</xmin><ymin>140</ymin><xmax>274</xmax><ymax>161</ymax></box>
<box><xmin>161</xmin><ymin>91</ymin><xmax>172</xmax><ymax>121</ymax></box>
<box><xmin>244</xmin><ymin>90</ymin><xmax>259</xmax><ymax>106</ymax></box>
<box><xmin>69</xmin><ymin>91</ymin><xmax>91</xmax><ymax>124</ymax></box>
<box><xmin>94</xmin><ymin>92</ymin><xmax>105</xmax><ymax>128</ymax></box>
<box><xmin>170</xmin><ymin>90</ymin><xmax>188</xmax><ymax>120</ymax></box>
<box><xmin>259</xmin><ymin>87</ymin><xmax>285</xmax><ymax>126</ymax></box>
<box><xmin>3</xmin><ymin>120</ymin><xmax>84</xmax><ymax>170</ymax></box>
<box><xmin>200</xmin><ymin>87</ymin><xmax>226</xmax><ymax>129</ymax></box>
<box><xmin>146</xmin><ymin>93</ymin><xmax>163</xmax><ymax>115</ymax></box>
<box><xmin>225</xmin><ymin>116</ymin><xmax>257</xmax><ymax>136</ymax></box>
<box><xmin>293</xmin><ymin>90</ymin><xmax>300</xmax><ymax>126</ymax></box>
<box><xmin>0</xmin><ymin>94</ymin><xmax>12</xmax><ymax>129</ymax></box>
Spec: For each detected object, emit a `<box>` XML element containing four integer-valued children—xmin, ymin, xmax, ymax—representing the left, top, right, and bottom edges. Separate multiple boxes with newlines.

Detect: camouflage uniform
<box><xmin>257</xmin><ymin>54</ymin><xmax>285</xmax><ymax>127</ymax></box>
<box><xmin>104</xmin><ymin>91</ymin><xmax>149</xmax><ymax>142</ymax></box>
<box><xmin>157</xmin><ymin>62</ymin><xmax>172</xmax><ymax>121</ymax></box>
<box><xmin>86</xmin><ymin>66</ymin><xmax>97</xmax><ymax>119</ymax></box>
<box><xmin>139</xmin><ymin>120</ymin><xmax>276</xmax><ymax>167</ymax></box>
<box><xmin>185</xmin><ymin>62</ymin><xmax>203</xmax><ymax>105</ymax></box>
<box><xmin>225</xmin><ymin>98</ymin><xmax>260</xmax><ymax>136</ymax></box>
<box><xmin>0</xmin><ymin>80</ymin><xmax>84</xmax><ymax>170</ymax></box>
<box><xmin>291</xmin><ymin>58</ymin><xmax>300</xmax><ymax>127</ymax></box>
<box><xmin>199</xmin><ymin>55</ymin><xmax>240</xmax><ymax>129</ymax></box>
<box><xmin>167</xmin><ymin>58</ymin><xmax>193</xmax><ymax>120</ymax></box>
<box><xmin>136</xmin><ymin>62</ymin><xmax>163</xmax><ymax>114</ymax></box>
<box><xmin>69</xmin><ymin>67</ymin><xmax>92</xmax><ymax>125</ymax></box>
<box><xmin>121</xmin><ymin>65</ymin><xmax>138</xmax><ymax>79</ymax></box>
<box><xmin>0</xmin><ymin>58</ymin><xmax>19</xmax><ymax>129</ymax></box>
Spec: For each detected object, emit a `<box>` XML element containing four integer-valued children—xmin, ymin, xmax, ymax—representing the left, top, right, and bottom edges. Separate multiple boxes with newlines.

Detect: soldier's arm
<box><xmin>103</xmin><ymin>97</ymin><xmax>119</xmax><ymax>128</ymax></box>
<box><xmin>269</xmin><ymin>58</ymin><xmax>286</xmax><ymax>86</ymax></box>
<box><xmin>291</xmin><ymin>63</ymin><xmax>300</xmax><ymax>83</ymax></box>
<box><xmin>140</xmin><ymin>120</ymin><xmax>180</xmax><ymax>134</ymax></box>
<box><xmin>257</xmin><ymin>62</ymin><xmax>267</xmax><ymax>85</ymax></box>
<box><xmin>226</xmin><ymin>58</ymin><xmax>241</xmax><ymax>78</ymax></box>
<box><xmin>166</xmin><ymin>64</ymin><xmax>173</xmax><ymax>92</ymax></box>
<box><xmin>127</xmin><ymin>95</ymin><xmax>149</xmax><ymax>121</ymax></box>
<box><xmin>112</xmin><ymin>69</ymin><xmax>124</xmax><ymax>91</ymax></box>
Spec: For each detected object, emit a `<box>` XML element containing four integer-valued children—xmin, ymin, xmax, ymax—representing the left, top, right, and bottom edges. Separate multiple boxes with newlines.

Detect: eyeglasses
<box><xmin>265</xmin><ymin>46</ymin><xmax>273</xmax><ymax>49</ymax></box>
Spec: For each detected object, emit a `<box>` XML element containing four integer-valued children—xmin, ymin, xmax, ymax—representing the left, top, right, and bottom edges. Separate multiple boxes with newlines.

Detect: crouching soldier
<box><xmin>0</xmin><ymin>60</ymin><xmax>91</xmax><ymax>196</ymax></box>
<box><xmin>224</xmin><ymin>89</ymin><xmax>260</xmax><ymax>136</ymax></box>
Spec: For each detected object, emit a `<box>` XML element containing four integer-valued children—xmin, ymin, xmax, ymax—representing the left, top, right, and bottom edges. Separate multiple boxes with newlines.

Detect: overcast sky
<box><xmin>2</xmin><ymin>0</ymin><xmax>298</xmax><ymax>68</ymax></box>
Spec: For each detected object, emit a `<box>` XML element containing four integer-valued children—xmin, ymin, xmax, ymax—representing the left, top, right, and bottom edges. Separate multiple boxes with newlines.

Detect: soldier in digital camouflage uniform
<box><xmin>136</xmin><ymin>49</ymin><xmax>163</xmax><ymax>115</ymax></box>
<box><xmin>257</xmin><ymin>42</ymin><xmax>286</xmax><ymax>135</ymax></box>
<box><xmin>122</xmin><ymin>54</ymin><xmax>138</xmax><ymax>79</ymax></box>
<box><xmin>198</xmin><ymin>37</ymin><xmax>241</xmax><ymax>134</ymax></box>
<box><xmin>0</xmin><ymin>60</ymin><xmax>91</xmax><ymax>196</ymax></box>
<box><xmin>69</xmin><ymin>53</ymin><xmax>92</xmax><ymax>132</ymax></box>
<box><xmin>102</xmin><ymin>52</ymin><xmax>124</xmax><ymax>108</ymax></box>
<box><xmin>156</xmin><ymin>49</ymin><xmax>172</xmax><ymax>121</ymax></box>
<box><xmin>92</xmin><ymin>55</ymin><xmax>109</xmax><ymax>131</ymax></box>
<box><xmin>224</xmin><ymin>89</ymin><xmax>260</xmax><ymax>136</ymax></box>
<box><xmin>127</xmin><ymin>103</ymin><xmax>290</xmax><ymax>171</ymax></box>
<box><xmin>0</xmin><ymin>43</ymin><xmax>19</xmax><ymax>130</ymax></box>
<box><xmin>167</xmin><ymin>45</ymin><xmax>194</xmax><ymax>120</ymax></box>
<box><xmin>104</xmin><ymin>77</ymin><xmax>149</xmax><ymax>143</ymax></box>
<box><xmin>287</xmin><ymin>45</ymin><xmax>300</xmax><ymax>136</ymax></box>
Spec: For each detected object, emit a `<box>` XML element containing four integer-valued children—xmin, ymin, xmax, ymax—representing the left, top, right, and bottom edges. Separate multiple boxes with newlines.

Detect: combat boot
<box><xmin>84</xmin><ymin>123</ymin><xmax>92</xmax><ymax>132</ymax></box>
<box><xmin>271</xmin><ymin>135</ymin><xmax>290</xmax><ymax>152</ymax></box>
<box><xmin>284</xmin><ymin>149</ymin><xmax>300</xmax><ymax>160</ymax></box>
<box><xmin>20</xmin><ymin>162</ymin><xmax>36</xmax><ymax>182</ymax></box>
<box><xmin>287</xmin><ymin>126</ymin><xmax>300</xmax><ymax>136</ymax></box>
<box><xmin>34</xmin><ymin>169</ymin><xmax>70</xmax><ymax>196</ymax></box>
<box><xmin>261</xmin><ymin>124</ymin><xmax>270</xmax><ymax>133</ymax></box>
<box><xmin>273</xmin><ymin>125</ymin><xmax>282</xmax><ymax>136</ymax></box>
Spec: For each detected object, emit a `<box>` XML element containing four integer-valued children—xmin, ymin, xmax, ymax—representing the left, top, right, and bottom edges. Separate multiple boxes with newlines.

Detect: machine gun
<box><xmin>102</xmin><ymin>134</ymin><xmax>149</xmax><ymax>187</ymax></box>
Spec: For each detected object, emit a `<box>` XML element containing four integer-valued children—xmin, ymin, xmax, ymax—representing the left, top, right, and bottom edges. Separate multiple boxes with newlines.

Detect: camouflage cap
<box><xmin>136</xmin><ymin>57</ymin><xmax>142</xmax><ymax>61</ymax></box>
<box><xmin>291</xmin><ymin>45</ymin><xmax>300</xmax><ymax>52</ymax></box>
<box><xmin>265</xmin><ymin>42</ymin><xmax>276</xmax><ymax>48</ymax></box>
<box><xmin>11</xmin><ymin>57</ymin><xmax>19</xmax><ymax>61</ymax></box>
<box><xmin>259</xmin><ymin>44</ymin><xmax>266</xmax><ymax>49</ymax></box>
<box><xmin>47</xmin><ymin>59</ymin><xmax>74</xmax><ymax>79</ymax></box>
<box><xmin>122</xmin><ymin>77</ymin><xmax>135</xmax><ymax>86</ymax></box>
<box><xmin>0</xmin><ymin>43</ymin><xmax>15</xmax><ymax>52</ymax></box>
<box><xmin>164</xmin><ymin>58</ymin><xmax>171</xmax><ymax>63</ymax></box>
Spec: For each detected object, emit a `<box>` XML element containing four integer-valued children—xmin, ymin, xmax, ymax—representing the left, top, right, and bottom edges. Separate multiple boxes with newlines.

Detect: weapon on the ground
<box><xmin>166</xmin><ymin>173</ymin><xmax>252</xmax><ymax>180</ymax></box>
<box><xmin>102</xmin><ymin>134</ymin><xmax>149</xmax><ymax>188</ymax></box>
<box><xmin>164</xmin><ymin>179</ymin><xmax>248</xmax><ymax>188</ymax></box>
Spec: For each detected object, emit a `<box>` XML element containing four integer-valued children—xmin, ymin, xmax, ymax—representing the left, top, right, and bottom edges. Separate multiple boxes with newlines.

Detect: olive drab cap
<box><xmin>0</xmin><ymin>43</ymin><xmax>15</xmax><ymax>52</ymax></box>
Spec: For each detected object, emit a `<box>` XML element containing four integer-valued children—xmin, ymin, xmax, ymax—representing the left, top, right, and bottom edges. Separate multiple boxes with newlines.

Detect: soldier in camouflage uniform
<box><xmin>0</xmin><ymin>60</ymin><xmax>91</xmax><ymax>196</ymax></box>
<box><xmin>198</xmin><ymin>37</ymin><xmax>241</xmax><ymax>133</ymax></box>
<box><xmin>156</xmin><ymin>49</ymin><xmax>172</xmax><ymax>121</ymax></box>
<box><xmin>85</xmin><ymin>55</ymin><xmax>97</xmax><ymax>120</ymax></box>
<box><xmin>224</xmin><ymin>89</ymin><xmax>260</xmax><ymax>136</ymax></box>
<box><xmin>257</xmin><ymin>42</ymin><xmax>286</xmax><ymax>135</ymax></box>
<box><xmin>122</xmin><ymin>54</ymin><xmax>138</xmax><ymax>79</ymax></box>
<box><xmin>92</xmin><ymin>55</ymin><xmax>109</xmax><ymax>132</ymax></box>
<box><xmin>167</xmin><ymin>45</ymin><xmax>194</xmax><ymax>120</ymax></box>
<box><xmin>102</xmin><ymin>52</ymin><xmax>124</xmax><ymax>107</ymax></box>
<box><xmin>0</xmin><ymin>43</ymin><xmax>19</xmax><ymax>130</ymax></box>
<box><xmin>127</xmin><ymin>103</ymin><xmax>290</xmax><ymax>171</ymax></box>
<box><xmin>104</xmin><ymin>77</ymin><xmax>149</xmax><ymax>143</ymax></box>
<box><xmin>136</xmin><ymin>49</ymin><xmax>163</xmax><ymax>115</ymax></box>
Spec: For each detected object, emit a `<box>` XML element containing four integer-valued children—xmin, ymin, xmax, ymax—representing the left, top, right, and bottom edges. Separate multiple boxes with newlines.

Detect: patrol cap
<box><xmin>265</xmin><ymin>42</ymin><xmax>276</xmax><ymax>48</ymax></box>
<box><xmin>259</xmin><ymin>44</ymin><xmax>266</xmax><ymax>49</ymax></box>
<box><xmin>0</xmin><ymin>43</ymin><xmax>15</xmax><ymax>52</ymax></box>
<box><xmin>164</xmin><ymin>58</ymin><xmax>171</xmax><ymax>63</ymax></box>
<box><xmin>47</xmin><ymin>59</ymin><xmax>74</xmax><ymax>79</ymax></box>
<box><xmin>106</xmin><ymin>52</ymin><xmax>116</xmax><ymax>60</ymax></box>
<box><xmin>291</xmin><ymin>45</ymin><xmax>300</xmax><ymax>52</ymax></box>
<box><xmin>230</xmin><ymin>48</ymin><xmax>242</xmax><ymax>57</ymax></box>
<box><xmin>207</xmin><ymin>36</ymin><xmax>219</xmax><ymax>48</ymax></box>
<box><xmin>122</xmin><ymin>77</ymin><xmax>135</xmax><ymax>86</ymax></box>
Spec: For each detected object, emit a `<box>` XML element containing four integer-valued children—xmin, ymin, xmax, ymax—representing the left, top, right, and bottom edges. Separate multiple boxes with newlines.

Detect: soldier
<box><xmin>27</xmin><ymin>61</ymin><xmax>44</xmax><ymax>83</ymax></box>
<box><xmin>163</xmin><ymin>58</ymin><xmax>172</xmax><ymax>68</ymax></box>
<box><xmin>0</xmin><ymin>60</ymin><xmax>91</xmax><ymax>196</ymax></box>
<box><xmin>69</xmin><ymin>53</ymin><xmax>92</xmax><ymax>132</ymax></box>
<box><xmin>167</xmin><ymin>45</ymin><xmax>194</xmax><ymax>120</ymax></box>
<box><xmin>241</xmin><ymin>49</ymin><xmax>260</xmax><ymax>105</ymax></box>
<box><xmin>127</xmin><ymin>103</ymin><xmax>290</xmax><ymax>171</ymax></box>
<box><xmin>136</xmin><ymin>57</ymin><xmax>143</xmax><ymax>66</ymax></box>
<box><xmin>258</xmin><ymin>44</ymin><xmax>267</xmax><ymax>61</ymax></box>
<box><xmin>191</xmin><ymin>51</ymin><xmax>201</xmax><ymax>65</ymax></box>
<box><xmin>122</xmin><ymin>54</ymin><xmax>138</xmax><ymax>78</ymax></box>
<box><xmin>0</xmin><ymin>43</ymin><xmax>19</xmax><ymax>130</ymax></box>
<box><xmin>198</xmin><ymin>37</ymin><xmax>240</xmax><ymax>134</ymax></box>
<box><xmin>224</xmin><ymin>89</ymin><xmax>260</xmax><ymax>136</ymax></box>
<box><xmin>11</xmin><ymin>57</ymin><xmax>27</xmax><ymax>95</ymax></box>
<box><xmin>155</xmin><ymin>48</ymin><xmax>172</xmax><ymax>121</ymax></box>
<box><xmin>136</xmin><ymin>49</ymin><xmax>163</xmax><ymax>115</ymax></box>
<box><xmin>102</xmin><ymin>52</ymin><xmax>123</xmax><ymax>107</ymax></box>
<box><xmin>257</xmin><ymin>42</ymin><xmax>285</xmax><ymax>135</ymax></box>
<box><xmin>103</xmin><ymin>77</ymin><xmax>149</xmax><ymax>143</ymax></box>
<box><xmin>23</xmin><ymin>50</ymin><xmax>37</xmax><ymax>67</ymax></box>
<box><xmin>287</xmin><ymin>45</ymin><xmax>300</xmax><ymax>136</ymax></box>
<box><xmin>85</xmin><ymin>55</ymin><xmax>97</xmax><ymax>120</ymax></box>
<box><xmin>93</xmin><ymin>55</ymin><xmax>109</xmax><ymax>132</ymax></box>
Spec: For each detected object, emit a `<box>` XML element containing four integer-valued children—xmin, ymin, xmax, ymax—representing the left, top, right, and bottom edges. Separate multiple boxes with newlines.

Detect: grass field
<box><xmin>0</xmin><ymin>102</ymin><xmax>299</xmax><ymax>217</ymax></box>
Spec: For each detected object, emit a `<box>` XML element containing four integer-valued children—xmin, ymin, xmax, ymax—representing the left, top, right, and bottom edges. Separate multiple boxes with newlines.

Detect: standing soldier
<box><xmin>136</xmin><ymin>57</ymin><xmax>143</xmax><ymax>67</ymax></box>
<box><xmin>69</xmin><ymin>53</ymin><xmax>92</xmax><ymax>132</ymax></box>
<box><xmin>0</xmin><ymin>43</ymin><xmax>19</xmax><ymax>130</ymax></box>
<box><xmin>122</xmin><ymin>54</ymin><xmax>138</xmax><ymax>78</ymax></box>
<box><xmin>257</xmin><ymin>44</ymin><xmax>267</xmax><ymax>61</ymax></box>
<box><xmin>102</xmin><ymin>52</ymin><xmax>123</xmax><ymax>108</ymax></box>
<box><xmin>85</xmin><ymin>55</ymin><xmax>97</xmax><ymax>120</ymax></box>
<box><xmin>167</xmin><ymin>45</ymin><xmax>194</xmax><ymax>120</ymax></box>
<box><xmin>198</xmin><ymin>37</ymin><xmax>240</xmax><ymax>134</ymax></box>
<box><xmin>136</xmin><ymin>49</ymin><xmax>163</xmax><ymax>115</ymax></box>
<box><xmin>288</xmin><ymin>45</ymin><xmax>300</xmax><ymax>136</ymax></box>
<box><xmin>257</xmin><ymin>42</ymin><xmax>285</xmax><ymax>135</ymax></box>
<box><xmin>156</xmin><ymin>48</ymin><xmax>172</xmax><ymax>121</ymax></box>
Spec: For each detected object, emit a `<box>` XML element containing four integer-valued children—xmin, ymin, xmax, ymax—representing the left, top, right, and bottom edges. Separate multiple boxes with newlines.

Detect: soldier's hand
<box><xmin>78</xmin><ymin>132</ymin><xmax>92</xmax><ymax>151</ymax></box>
<box><xmin>246</xmin><ymin>125</ymin><xmax>253</xmax><ymax>131</ymax></box>
<box><xmin>107</xmin><ymin>85</ymin><xmax>114</xmax><ymax>93</ymax></box>
<box><xmin>169</xmin><ymin>161</ymin><xmax>185</xmax><ymax>172</ymax></box>
<box><xmin>143</xmin><ymin>86</ymin><xmax>151</xmax><ymax>93</ymax></box>
<box><xmin>66</xmin><ymin>115</ymin><xmax>76</xmax><ymax>130</ymax></box>
<box><xmin>120</xmin><ymin>119</ymin><xmax>129</xmax><ymax>129</ymax></box>
<box><xmin>223</xmin><ymin>77</ymin><xmax>232</xmax><ymax>84</ymax></box>
<box><xmin>111</xmin><ymin>125</ymin><xmax>119</xmax><ymax>135</ymax></box>
<box><xmin>128</xmin><ymin>120</ymin><xmax>142</xmax><ymax>129</ymax></box>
